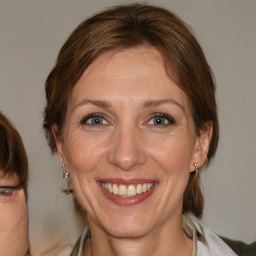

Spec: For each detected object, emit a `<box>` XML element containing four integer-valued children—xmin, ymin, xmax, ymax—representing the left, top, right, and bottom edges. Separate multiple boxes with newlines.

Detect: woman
<box><xmin>43</xmin><ymin>4</ymin><xmax>237</xmax><ymax>256</ymax></box>
<box><xmin>0</xmin><ymin>112</ymin><xmax>30</xmax><ymax>256</ymax></box>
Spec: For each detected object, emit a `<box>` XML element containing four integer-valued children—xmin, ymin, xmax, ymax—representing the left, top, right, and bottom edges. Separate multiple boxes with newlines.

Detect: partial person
<box><xmin>43</xmin><ymin>4</ymin><xmax>246</xmax><ymax>256</ymax></box>
<box><xmin>0</xmin><ymin>111</ymin><xmax>30</xmax><ymax>256</ymax></box>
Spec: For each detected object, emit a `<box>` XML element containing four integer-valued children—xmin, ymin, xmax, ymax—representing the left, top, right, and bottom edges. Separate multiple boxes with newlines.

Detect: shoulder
<box><xmin>184</xmin><ymin>213</ymin><xmax>238</xmax><ymax>256</ymax></box>
<box><xmin>219</xmin><ymin>236</ymin><xmax>256</xmax><ymax>256</ymax></box>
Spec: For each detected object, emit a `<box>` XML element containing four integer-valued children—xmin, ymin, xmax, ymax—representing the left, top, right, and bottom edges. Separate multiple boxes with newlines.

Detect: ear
<box><xmin>52</xmin><ymin>124</ymin><xmax>67</xmax><ymax>166</ymax></box>
<box><xmin>190</xmin><ymin>121</ymin><xmax>213</xmax><ymax>172</ymax></box>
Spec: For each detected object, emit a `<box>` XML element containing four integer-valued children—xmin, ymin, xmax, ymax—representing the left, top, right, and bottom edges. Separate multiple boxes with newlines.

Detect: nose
<box><xmin>108</xmin><ymin>126</ymin><xmax>146</xmax><ymax>171</ymax></box>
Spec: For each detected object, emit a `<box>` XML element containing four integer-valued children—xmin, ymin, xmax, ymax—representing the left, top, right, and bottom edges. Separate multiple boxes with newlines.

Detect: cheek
<box><xmin>65</xmin><ymin>132</ymin><xmax>109</xmax><ymax>175</ymax></box>
<box><xmin>0</xmin><ymin>190</ymin><xmax>28</xmax><ymax>233</ymax></box>
<box><xmin>148</xmin><ymin>133</ymin><xmax>194</xmax><ymax>174</ymax></box>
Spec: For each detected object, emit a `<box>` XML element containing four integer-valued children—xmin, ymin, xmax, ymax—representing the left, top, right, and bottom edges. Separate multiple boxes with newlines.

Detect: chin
<box><xmin>95</xmin><ymin>211</ymin><xmax>155</xmax><ymax>239</ymax></box>
<box><xmin>106</xmin><ymin>223</ymin><xmax>151</xmax><ymax>239</ymax></box>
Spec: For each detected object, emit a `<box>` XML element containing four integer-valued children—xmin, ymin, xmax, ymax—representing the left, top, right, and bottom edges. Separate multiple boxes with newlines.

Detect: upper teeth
<box><xmin>101</xmin><ymin>182</ymin><xmax>154</xmax><ymax>197</ymax></box>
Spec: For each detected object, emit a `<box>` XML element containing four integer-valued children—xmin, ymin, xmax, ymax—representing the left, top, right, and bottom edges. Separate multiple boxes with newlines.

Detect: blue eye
<box><xmin>0</xmin><ymin>187</ymin><xmax>14</xmax><ymax>195</ymax></box>
<box><xmin>81</xmin><ymin>113</ymin><xmax>108</xmax><ymax>126</ymax></box>
<box><xmin>148</xmin><ymin>114</ymin><xmax>175</xmax><ymax>126</ymax></box>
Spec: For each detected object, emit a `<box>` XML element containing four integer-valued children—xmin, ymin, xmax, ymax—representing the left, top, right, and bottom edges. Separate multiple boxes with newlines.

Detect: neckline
<box><xmin>73</xmin><ymin>214</ymin><xmax>198</xmax><ymax>256</ymax></box>
<box><xmin>182</xmin><ymin>214</ymin><xmax>198</xmax><ymax>256</ymax></box>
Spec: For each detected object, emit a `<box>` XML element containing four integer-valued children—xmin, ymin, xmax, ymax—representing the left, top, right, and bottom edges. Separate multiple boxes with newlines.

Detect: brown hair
<box><xmin>43</xmin><ymin>3</ymin><xmax>219</xmax><ymax>218</ymax></box>
<box><xmin>0</xmin><ymin>112</ymin><xmax>28</xmax><ymax>196</ymax></box>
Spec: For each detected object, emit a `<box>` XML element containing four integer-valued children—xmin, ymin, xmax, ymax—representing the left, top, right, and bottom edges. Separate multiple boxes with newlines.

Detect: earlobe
<box><xmin>51</xmin><ymin>124</ymin><xmax>66</xmax><ymax>165</ymax></box>
<box><xmin>190</xmin><ymin>121</ymin><xmax>213</xmax><ymax>172</ymax></box>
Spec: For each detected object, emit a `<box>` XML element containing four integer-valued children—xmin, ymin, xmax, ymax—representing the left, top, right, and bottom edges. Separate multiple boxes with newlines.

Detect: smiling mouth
<box><xmin>99</xmin><ymin>182</ymin><xmax>155</xmax><ymax>197</ymax></box>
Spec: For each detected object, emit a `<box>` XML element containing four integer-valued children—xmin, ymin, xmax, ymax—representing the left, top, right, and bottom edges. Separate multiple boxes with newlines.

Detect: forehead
<box><xmin>70</xmin><ymin>47</ymin><xmax>189</xmax><ymax>111</ymax></box>
<box><xmin>83</xmin><ymin>47</ymin><xmax>166</xmax><ymax>79</ymax></box>
<box><xmin>0</xmin><ymin>170</ymin><xmax>19</xmax><ymax>184</ymax></box>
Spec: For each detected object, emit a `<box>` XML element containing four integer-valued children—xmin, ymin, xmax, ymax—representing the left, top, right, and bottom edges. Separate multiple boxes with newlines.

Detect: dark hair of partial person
<box><xmin>43</xmin><ymin>3</ymin><xmax>219</xmax><ymax>218</ymax></box>
<box><xmin>0</xmin><ymin>112</ymin><xmax>28</xmax><ymax>197</ymax></box>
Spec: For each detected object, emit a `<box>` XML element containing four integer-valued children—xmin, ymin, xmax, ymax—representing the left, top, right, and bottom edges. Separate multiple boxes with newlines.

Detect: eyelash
<box><xmin>80</xmin><ymin>113</ymin><xmax>175</xmax><ymax>127</ymax></box>
<box><xmin>146</xmin><ymin>113</ymin><xmax>176</xmax><ymax>127</ymax></box>
<box><xmin>0</xmin><ymin>186</ymin><xmax>18</xmax><ymax>196</ymax></box>
<box><xmin>80</xmin><ymin>113</ymin><xmax>109</xmax><ymax>126</ymax></box>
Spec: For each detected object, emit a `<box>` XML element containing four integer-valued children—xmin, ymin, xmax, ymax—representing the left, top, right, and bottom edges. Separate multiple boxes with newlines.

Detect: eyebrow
<box><xmin>73</xmin><ymin>98</ymin><xmax>185</xmax><ymax>113</ymax></box>
<box><xmin>144</xmin><ymin>99</ymin><xmax>185</xmax><ymax>113</ymax></box>
<box><xmin>73</xmin><ymin>99</ymin><xmax>112</xmax><ymax>111</ymax></box>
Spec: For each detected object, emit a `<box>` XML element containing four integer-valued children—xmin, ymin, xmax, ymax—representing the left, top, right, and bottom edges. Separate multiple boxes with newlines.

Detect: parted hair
<box><xmin>43</xmin><ymin>3</ymin><xmax>219</xmax><ymax>218</ymax></box>
<box><xmin>0</xmin><ymin>112</ymin><xmax>28</xmax><ymax>195</ymax></box>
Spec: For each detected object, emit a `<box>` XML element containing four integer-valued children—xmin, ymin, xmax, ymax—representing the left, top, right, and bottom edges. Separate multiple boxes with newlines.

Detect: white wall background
<box><xmin>0</xmin><ymin>0</ymin><xmax>255</xmax><ymax>254</ymax></box>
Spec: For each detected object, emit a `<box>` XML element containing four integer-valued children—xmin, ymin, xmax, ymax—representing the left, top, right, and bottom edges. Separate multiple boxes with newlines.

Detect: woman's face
<box><xmin>0</xmin><ymin>170</ymin><xmax>29</xmax><ymax>255</ymax></box>
<box><xmin>56</xmin><ymin>47</ymin><xmax>211</xmax><ymax>238</ymax></box>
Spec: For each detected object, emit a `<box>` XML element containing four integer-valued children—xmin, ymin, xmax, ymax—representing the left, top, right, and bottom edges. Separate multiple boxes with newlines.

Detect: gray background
<box><xmin>0</xmin><ymin>0</ymin><xmax>255</xmax><ymax>254</ymax></box>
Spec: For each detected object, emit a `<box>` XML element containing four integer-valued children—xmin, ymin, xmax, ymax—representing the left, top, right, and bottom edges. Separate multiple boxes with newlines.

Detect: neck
<box><xmin>86</xmin><ymin>214</ymin><xmax>193</xmax><ymax>256</ymax></box>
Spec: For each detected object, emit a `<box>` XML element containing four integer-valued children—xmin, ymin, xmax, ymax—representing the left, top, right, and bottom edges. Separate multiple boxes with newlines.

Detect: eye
<box><xmin>147</xmin><ymin>113</ymin><xmax>175</xmax><ymax>126</ymax></box>
<box><xmin>80</xmin><ymin>113</ymin><xmax>109</xmax><ymax>126</ymax></box>
<box><xmin>0</xmin><ymin>187</ymin><xmax>14</xmax><ymax>195</ymax></box>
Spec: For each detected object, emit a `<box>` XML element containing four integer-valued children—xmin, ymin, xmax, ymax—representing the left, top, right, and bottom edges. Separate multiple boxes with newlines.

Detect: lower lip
<box><xmin>98</xmin><ymin>183</ymin><xmax>157</xmax><ymax>206</ymax></box>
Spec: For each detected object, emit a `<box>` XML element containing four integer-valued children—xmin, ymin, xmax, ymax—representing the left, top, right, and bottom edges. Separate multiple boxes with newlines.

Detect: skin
<box><xmin>0</xmin><ymin>170</ymin><xmax>29</xmax><ymax>256</ymax></box>
<box><xmin>54</xmin><ymin>47</ymin><xmax>212</xmax><ymax>256</ymax></box>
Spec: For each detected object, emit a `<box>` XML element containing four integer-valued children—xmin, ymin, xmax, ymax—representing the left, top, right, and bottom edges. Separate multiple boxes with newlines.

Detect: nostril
<box><xmin>111</xmin><ymin>156</ymin><xmax>141</xmax><ymax>171</ymax></box>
